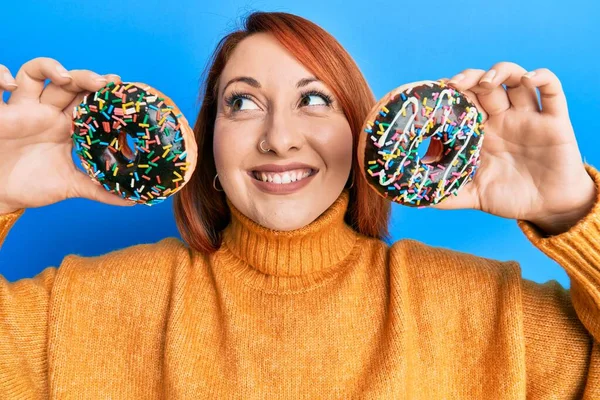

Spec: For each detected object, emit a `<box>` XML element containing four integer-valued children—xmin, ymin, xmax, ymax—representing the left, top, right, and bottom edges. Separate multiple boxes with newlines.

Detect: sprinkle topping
<box><xmin>362</xmin><ymin>80</ymin><xmax>485</xmax><ymax>207</ymax></box>
<box><xmin>71</xmin><ymin>82</ymin><xmax>191</xmax><ymax>206</ymax></box>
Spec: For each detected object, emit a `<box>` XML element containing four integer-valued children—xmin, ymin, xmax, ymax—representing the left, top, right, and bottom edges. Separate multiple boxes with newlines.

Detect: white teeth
<box><xmin>252</xmin><ymin>168</ymin><xmax>314</xmax><ymax>184</ymax></box>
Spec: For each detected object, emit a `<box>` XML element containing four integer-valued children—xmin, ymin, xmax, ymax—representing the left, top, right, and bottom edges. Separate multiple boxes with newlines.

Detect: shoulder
<box><xmin>58</xmin><ymin>236</ymin><xmax>197</xmax><ymax>284</ymax></box>
<box><xmin>48</xmin><ymin>237</ymin><xmax>204</xmax><ymax>319</ymax></box>
<box><xmin>65</xmin><ymin>236</ymin><xmax>192</xmax><ymax>264</ymax></box>
<box><xmin>387</xmin><ymin>238</ymin><xmax>523</xmax><ymax>301</ymax></box>
<box><xmin>385</xmin><ymin>239</ymin><xmax>527</xmax><ymax>351</ymax></box>
<box><xmin>42</xmin><ymin>237</ymin><xmax>204</xmax><ymax>355</ymax></box>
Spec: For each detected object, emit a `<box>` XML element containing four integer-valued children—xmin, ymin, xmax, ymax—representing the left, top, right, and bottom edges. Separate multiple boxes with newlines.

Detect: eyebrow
<box><xmin>220</xmin><ymin>76</ymin><xmax>319</xmax><ymax>97</ymax></box>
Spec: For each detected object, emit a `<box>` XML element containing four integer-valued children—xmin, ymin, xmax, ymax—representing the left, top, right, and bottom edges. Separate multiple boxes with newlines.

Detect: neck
<box><xmin>222</xmin><ymin>190</ymin><xmax>357</xmax><ymax>277</ymax></box>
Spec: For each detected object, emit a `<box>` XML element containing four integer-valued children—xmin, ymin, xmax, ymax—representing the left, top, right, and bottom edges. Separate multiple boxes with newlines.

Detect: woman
<box><xmin>0</xmin><ymin>11</ymin><xmax>598</xmax><ymax>399</ymax></box>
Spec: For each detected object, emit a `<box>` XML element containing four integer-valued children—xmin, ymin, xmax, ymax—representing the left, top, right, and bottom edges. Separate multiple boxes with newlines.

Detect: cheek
<box><xmin>212</xmin><ymin>123</ymin><xmax>228</xmax><ymax>170</ymax></box>
<box><xmin>213</xmin><ymin>121</ymin><xmax>255</xmax><ymax>171</ymax></box>
<box><xmin>311</xmin><ymin>119</ymin><xmax>353</xmax><ymax>167</ymax></box>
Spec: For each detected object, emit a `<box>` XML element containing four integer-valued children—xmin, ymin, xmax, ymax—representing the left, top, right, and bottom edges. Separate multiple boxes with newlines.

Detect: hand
<box><xmin>0</xmin><ymin>57</ymin><xmax>135</xmax><ymax>214</ymax></box>
<box><xmin>431</xmin><ymin>62</ymin><xmax>596</xmax><ymax>235</ymax></box>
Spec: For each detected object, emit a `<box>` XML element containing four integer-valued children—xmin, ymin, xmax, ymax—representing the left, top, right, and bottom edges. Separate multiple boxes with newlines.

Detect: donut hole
<box><xmin>118</xmin><ymin>131</ymin><xmax>139</xmax><ymax>162</ymax></box>
<box><xmin>417</xmin><ymin>136</ymin><xmax>444</xmax><ymax>165</ymax></box>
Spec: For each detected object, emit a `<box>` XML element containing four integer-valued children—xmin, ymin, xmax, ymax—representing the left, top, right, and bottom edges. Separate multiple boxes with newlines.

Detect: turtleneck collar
<box><xmin>220</xmin><ymin>190</ymin><xmax>358</xmax><ymax>282</ymax></box>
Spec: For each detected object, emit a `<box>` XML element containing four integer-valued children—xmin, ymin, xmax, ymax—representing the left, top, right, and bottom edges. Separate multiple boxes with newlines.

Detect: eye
<box><xmin>225</xmin><ymin>91</ymin><xmax>260</xmax><ymax>112</ymax></box>
<box><xmin>299</xmin><ymin>90</ymin><xmax>333</xmax><ymax>107</ymax></box>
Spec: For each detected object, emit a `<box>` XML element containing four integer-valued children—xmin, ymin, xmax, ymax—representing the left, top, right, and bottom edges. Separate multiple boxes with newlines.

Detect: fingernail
<box><xmin>56</xmin><ymin>65</ymin><xmax>72</xmax><ymax>79</ymax></box>
<box><xmin>3</xmin><ymin>72</ymin><xmax>17</xmax><ymax>87</ymax></box>
<box><xmin>449</xmin><ymin>74</ymin><xmax>465</xmax><ymax>84</ymax></box>
<box><xmin>524</xmin><ymin>71</ymin><xmax>536</xmax><ymax>78</ymax></box>
<box><xmin>480</xmin><ymin>69</ymin><xmax>497</xmax><ymax>83</ymax></box>
<box><xmin>94</xmin><ymin>75</ymin><xmax>108</xmax><ymax>84</ymax></box>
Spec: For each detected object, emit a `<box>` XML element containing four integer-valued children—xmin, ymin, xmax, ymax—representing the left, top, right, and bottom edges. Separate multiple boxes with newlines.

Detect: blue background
<box><xmin>1</xmin><ymin>0</ymin><xmax>598</xmax><ymax>287</ymax></box>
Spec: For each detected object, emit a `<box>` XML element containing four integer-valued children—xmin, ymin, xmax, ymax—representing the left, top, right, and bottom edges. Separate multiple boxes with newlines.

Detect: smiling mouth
<box><xmin>250</xmin><ymin>168</ymin><xmax>317</xmax><ymax>184</ymax></box>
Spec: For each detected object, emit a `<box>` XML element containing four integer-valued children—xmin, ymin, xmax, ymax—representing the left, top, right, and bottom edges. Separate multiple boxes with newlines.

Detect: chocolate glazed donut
<box><xmin>71</xmin><ymin>81</ymin><xmax>197</xmax><ymax>206</ymax></box>
<box><xmin>358</xmin><ymin>80</ymin><xmax>485</xmax><ymax>207</ymax></box>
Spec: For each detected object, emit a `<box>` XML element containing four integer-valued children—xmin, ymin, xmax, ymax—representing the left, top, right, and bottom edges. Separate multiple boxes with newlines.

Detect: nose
<box><xmin>262</xmin><ymin>108</ymin><xmax>305</xmax><ymax>155</ymax></box>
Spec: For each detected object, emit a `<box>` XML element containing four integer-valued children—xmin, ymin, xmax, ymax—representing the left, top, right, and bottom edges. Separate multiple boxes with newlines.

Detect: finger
<box><xmin>61</xmin><ymin>74</ymin><xmax>123</xmax><ymax>119</ymax></box>
<box><xmin>521</xmin><ymin>68</ymin><xmax>567</xmax><ymax>116</ymax></box>
<box><xmin>0</xmin><ymin>65</ymin><xmax>19</xmax><ymax>105</ymax></box>
<box><xmin>8</xmin><ymin>57</ymin><xmax>73</xmax><ymax>105</ymax></box>
<box><xmin>449</xmin><ymin>67</ymin><xmax>511</xmax><ymax>116</ymax></box>
<box><xmin>448</xmin><ymin>69</ymin><xmax>486</xmax><ymax>90</ymax></box>
<box><xmin>480</xmin><ymin>62</ymin><xmax>539</xmax><ymax>111</ymax></box>
<box><xmin>428</xmin><ymin>182</ymin><xmax>479</xmax><ymax>210</ymax></box>
<box><xmin>70</xmin><ymin>169</ymin><xmax>137</xmax><ymax>207</ymax></box>
<box><xmin>447</xmin><ymin>69</ymin><xmax>489</xmax><ymax>121</ymax></box>
<box><xmin>39</xmin><ymin>70</ymin><xmax>114</xmax><ymax>110</ymax></box>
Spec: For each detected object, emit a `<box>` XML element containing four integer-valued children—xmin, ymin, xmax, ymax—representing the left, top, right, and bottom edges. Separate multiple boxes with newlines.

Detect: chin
<box><xmin>260</xmin><ymin>214</ymin><xmax>312</xmax><ymax>231</ymax></box>
<box><xmin>238</xmin><ymin>177</ymin><xmax>344</xmax><ymax>231</ymax></box>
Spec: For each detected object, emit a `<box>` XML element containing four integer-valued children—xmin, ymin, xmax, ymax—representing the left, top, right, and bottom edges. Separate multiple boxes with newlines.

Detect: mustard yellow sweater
<box><xmin>1</xmin><ymin>164</ymin><xmax>600</xmax><ymax>399</ymax></box>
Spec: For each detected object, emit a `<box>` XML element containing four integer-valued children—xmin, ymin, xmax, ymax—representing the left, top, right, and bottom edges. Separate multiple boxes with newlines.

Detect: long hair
<box><xmin>173</xmin><ymin>11</ymin><xmax>391</xmax><ymax>254</ymax></box>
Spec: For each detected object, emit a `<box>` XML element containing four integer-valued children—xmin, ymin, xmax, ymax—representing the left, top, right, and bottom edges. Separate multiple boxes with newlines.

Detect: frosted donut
<box><xmin>358</xmin><ymin>80</ymin><xmax>485</xmax><ymax>207</ymax></box>
<box><xmin>71</xmin><ymin>81</ymin><xmax>197</xmax><ymax>206</ymax></box>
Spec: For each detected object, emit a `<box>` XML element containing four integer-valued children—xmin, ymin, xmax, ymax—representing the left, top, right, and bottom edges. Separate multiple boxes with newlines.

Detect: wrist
<box><xmin>529</xmin><ymin>177</ymin><xmax>597</xmax><ymax>236</ymax></box>
<box><xmin>530</xmin><ymin>212</ymin><xmax>588</xmax><ymax>236</ymax></box>
<box><xmin>0</xmin><ymin>202</ymin><xmax>20</xmax><ymax>216</ymax></box>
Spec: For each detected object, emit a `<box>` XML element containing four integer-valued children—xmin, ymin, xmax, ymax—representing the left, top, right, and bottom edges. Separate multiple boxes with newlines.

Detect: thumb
<box><xmin>428</xmin><ymin>183</ymin><xmax>478</xmax><ymax>210</ymax></box>
<box><xmin>62</xmin><ymin>74</ymin><xmax>123</xmax><ymax>119</ymax></box>
<box><xmin>71</xmin><ymin>169</ymin><xmax>137</xmax><ymax>207</ymax></box>
<box><xmin>102</xmin><ymin>73</ymin><xmax>122</xmax><ymax>86</ymax></box>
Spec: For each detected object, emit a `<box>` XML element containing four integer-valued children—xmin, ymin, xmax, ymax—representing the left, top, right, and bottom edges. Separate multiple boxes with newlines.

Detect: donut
<box><xmin>71</xmin><ymin>81</ymin><xmax>197</xmax><ymax>206</ymax></box>
<box><xmin>358</xmin><ymin>80</ymin><xmax>485</xmax><ymax>207</ymax></box>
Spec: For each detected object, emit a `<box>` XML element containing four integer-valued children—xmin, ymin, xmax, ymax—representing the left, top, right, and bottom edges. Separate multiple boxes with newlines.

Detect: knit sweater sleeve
<box><xmin>517</xmin><ymin>163</ymin><xmax>600</xmax><ymax>399</ymax></box>
<box><xmin>0</xmin><ymin>208</ymin><xmax>56</xmax><ymax>398</ymax></box>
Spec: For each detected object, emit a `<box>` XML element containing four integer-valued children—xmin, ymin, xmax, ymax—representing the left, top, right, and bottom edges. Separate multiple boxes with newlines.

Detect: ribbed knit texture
<box><xmin>0</xmin><ymin>163</ymin><xmax>599</xmax><ymax>399</ymax></box>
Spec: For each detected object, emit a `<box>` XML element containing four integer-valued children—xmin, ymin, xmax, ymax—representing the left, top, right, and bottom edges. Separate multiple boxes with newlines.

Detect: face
<box><xmin>213</xmin><ymin>32</ymin><xmax>353</xmax><ymax>231</ymax></box>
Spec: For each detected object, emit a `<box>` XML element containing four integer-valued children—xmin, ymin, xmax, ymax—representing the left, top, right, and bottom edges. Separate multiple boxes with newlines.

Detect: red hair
<box><xmin>173</xmin><ymin>11</ymin><xmax>391</xmax><ymax>254</ymax></box>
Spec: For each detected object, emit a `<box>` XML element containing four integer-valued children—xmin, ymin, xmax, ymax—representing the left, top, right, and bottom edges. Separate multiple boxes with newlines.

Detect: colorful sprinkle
<box><xmin>362</xmin><ymin>80</ymin><xmax>484</xmax><ymax>207</ymax></box>
<box><xmin>71</xmin><ymin>82</ymin><xmax>190</xmax><ymax>206</ymax></box>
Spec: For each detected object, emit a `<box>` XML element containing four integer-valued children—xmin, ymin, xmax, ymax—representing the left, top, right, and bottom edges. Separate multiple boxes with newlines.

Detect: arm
<box><xmin>517</xmin><ymin>163</ymin><xmax>600</xmax><ymax>398</ymax></box>
<box><xmin>0</xmin><ymin>209</ymin><xmax>24</xmax><ymax>249</ymax></box>
<box><xmin>0</xmin><ymin>208</ymin><xmax>188</xmax><ymax>396</ymax></box>
<box><xmin>520</xmin><ymin>278</ymin><xmax>596</xmax><ymax>398</ymax></box>
<box><xmin>0</xmin><ymin>209</ymin><xmax>55</xmax><ymax>398</ymax></box>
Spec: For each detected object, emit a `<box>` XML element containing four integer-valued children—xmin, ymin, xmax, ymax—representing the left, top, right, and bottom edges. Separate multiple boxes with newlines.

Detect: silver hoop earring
<box><xmin>259</xmin><ymin>139</ymin><xmax>271</xmax><ymax>153</ymax></box>
<box><xmin>213</xmin><ymin>173</ymin><xmax>224</xmax><ymax>192</ymax></box>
